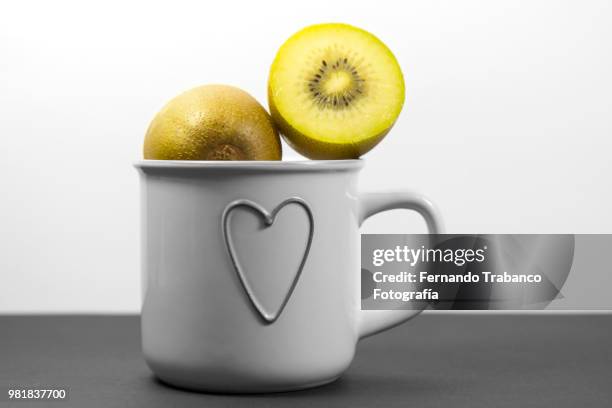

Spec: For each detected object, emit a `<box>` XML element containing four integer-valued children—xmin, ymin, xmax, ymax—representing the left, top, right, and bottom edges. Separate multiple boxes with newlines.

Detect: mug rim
<box><xmin>134</xmin><ymin>159</ymin><xmax>364</xmax><ymax>171</ymax></box>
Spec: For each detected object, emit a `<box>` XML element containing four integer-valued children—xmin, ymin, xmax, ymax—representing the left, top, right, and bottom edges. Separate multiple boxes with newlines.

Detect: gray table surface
<box><xmin>1</xmin><ymin>314</ymin><xmax>611</xmax><ymax>407</ymax></box>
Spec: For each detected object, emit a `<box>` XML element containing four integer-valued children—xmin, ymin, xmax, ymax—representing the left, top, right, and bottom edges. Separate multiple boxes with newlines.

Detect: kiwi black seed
<box><xmin>306</xmin><ymin>56</ymin><xmax>366</xmax><ymax>110</ymax></box>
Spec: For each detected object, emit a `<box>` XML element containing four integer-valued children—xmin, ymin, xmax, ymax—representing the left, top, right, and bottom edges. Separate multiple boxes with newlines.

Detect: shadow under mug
<box><xmin>135</xmin><ymin>159</ymin><xmax>443</xmax><ymax>393</ymax></box>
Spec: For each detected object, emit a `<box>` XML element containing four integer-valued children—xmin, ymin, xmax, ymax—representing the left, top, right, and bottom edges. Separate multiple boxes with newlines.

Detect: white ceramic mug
<box><xmin>135</xmin><ymin>160</ymin><xmax>443</xmax><ymax>393</ymax></box>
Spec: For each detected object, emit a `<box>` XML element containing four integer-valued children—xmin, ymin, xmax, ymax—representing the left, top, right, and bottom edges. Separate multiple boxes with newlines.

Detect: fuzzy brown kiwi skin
<box><xmin>144</xmin><ymin>85</ymin><xmax>282</xmax><ymax>161</ymax></box>
<box><xmin>268</xmin><ymin>91</ymin><xmax>392</xmax><ymax>160</ymax></box>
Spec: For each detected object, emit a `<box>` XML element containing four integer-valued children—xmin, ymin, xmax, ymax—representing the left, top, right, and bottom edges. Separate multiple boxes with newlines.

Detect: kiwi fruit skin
<box><xmin>268</xmin><ymin>23</ymin><xmax>405</xmax><ymax>160</ymax></box>
<box><xmin>144</xmin><ymin>85</ymin><xmax>282</xmax><ymax>161</ymax></box>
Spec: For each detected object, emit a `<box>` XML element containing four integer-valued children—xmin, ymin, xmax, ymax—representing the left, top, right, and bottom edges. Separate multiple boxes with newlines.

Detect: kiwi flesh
<box><xmin>144</xmin><ymin>85</ymin><xmax>281</xmax><ymax>161</ymax></box>
<box><xmin>268</xmin><ymin>23</ymin><xmax>405</xmax><ymax>159</ymax></box>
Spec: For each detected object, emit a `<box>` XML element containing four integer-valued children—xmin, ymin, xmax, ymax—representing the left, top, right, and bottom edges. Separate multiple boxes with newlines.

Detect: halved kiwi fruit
<box><xmin>268</xmin><ymin>23</ymin><xmax>405</xmax><ymax>159</ymax></box>
<box><xmin>144</xmin><ymin>85</ymin><xmax>281</xmax><ymax>161</ymax></box>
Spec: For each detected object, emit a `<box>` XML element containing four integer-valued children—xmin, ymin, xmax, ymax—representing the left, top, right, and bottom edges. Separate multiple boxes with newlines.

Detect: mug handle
<box><xmin>358</xmin><ymin>191</ymin><xmax>444</xmax><ymax>339</ymax></box>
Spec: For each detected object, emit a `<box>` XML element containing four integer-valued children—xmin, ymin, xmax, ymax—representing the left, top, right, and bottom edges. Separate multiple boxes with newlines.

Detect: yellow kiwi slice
<box><xmin>268</xmin><ymin>23</ymin><xmax>405</xmax><ymax>159</ymax></box>
<box><xmin>144</xmin><ymin>85</ymin><xmax>281</xmax><ymax>161</ymax></box>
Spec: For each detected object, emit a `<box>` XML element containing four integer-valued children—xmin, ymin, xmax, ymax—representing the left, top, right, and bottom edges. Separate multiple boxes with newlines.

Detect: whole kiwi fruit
<box><xmin>144</xmin><ymin>85</ymin><xmax>282</xmax><ymax>160</ymax></box>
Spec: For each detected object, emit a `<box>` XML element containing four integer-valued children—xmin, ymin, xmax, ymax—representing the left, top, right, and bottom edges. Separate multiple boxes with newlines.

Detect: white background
<box><xmin>1</xmin><ymin>0</ymin><xmax>610</xmax><ymax>313</ymax></box>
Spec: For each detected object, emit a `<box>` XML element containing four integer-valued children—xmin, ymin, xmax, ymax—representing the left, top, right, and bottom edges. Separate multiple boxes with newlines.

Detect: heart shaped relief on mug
<box><xmin>222</xmin><ymin>198</ymin><xmax>314</xmax><ymax>324</ymax></box>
